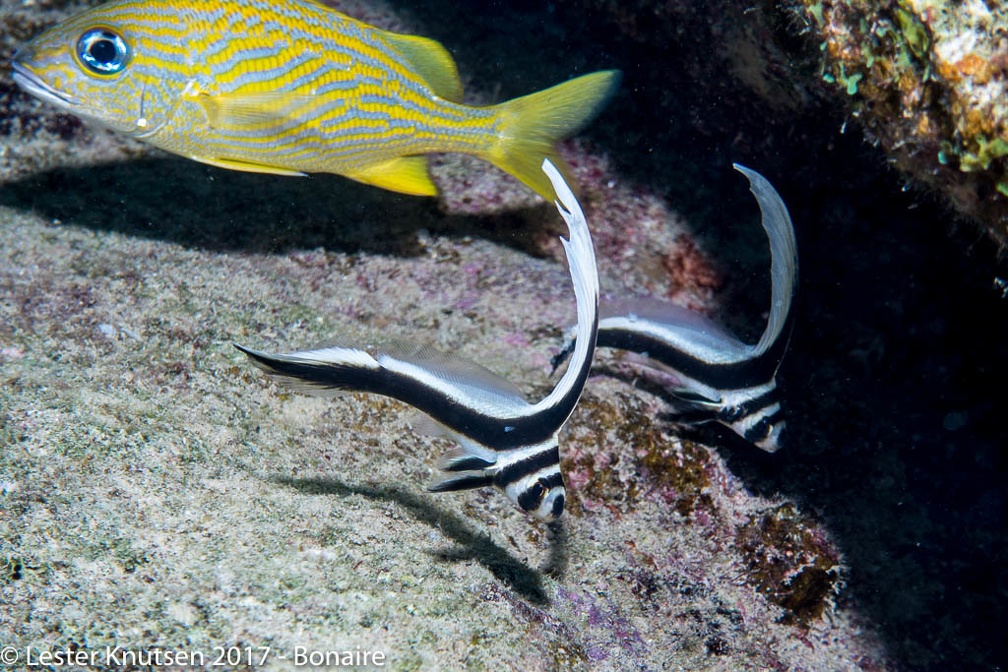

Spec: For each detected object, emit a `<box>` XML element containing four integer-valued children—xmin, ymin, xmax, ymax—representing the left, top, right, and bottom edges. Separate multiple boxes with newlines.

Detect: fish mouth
<box><xmin>10</xmin><ymin>59</ymin><xmax>78</xmax><ymax>109</ymax></box>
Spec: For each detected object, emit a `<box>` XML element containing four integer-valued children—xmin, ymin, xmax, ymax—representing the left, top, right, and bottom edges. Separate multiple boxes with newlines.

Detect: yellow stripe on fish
<box><xmin>11</xmin><ymin>0</ymin><xmax>620</xmax><ymax>199</ymax></box>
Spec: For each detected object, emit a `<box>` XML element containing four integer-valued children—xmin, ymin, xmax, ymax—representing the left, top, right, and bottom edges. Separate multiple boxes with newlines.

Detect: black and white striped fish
<box><xmin>554</xmin><ymin>164</ymin><xmax>796</xmax><ymax>452</ymax></box>
<box><xmin>236</xmin><ymin>159</ymin><xmax>598</xmax><ymax>520</ymax></box>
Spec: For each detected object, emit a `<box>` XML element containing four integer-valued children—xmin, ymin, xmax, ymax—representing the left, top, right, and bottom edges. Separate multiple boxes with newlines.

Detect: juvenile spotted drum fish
<box><xmin>11</xmin><ymin>0</ymin><xmax>620</xmax><ymax>199</ymax></box>
<box><xmin>236</xmin><ymin>160</ymin><xmax>599</xmax><ymax>521</ymax></box>
<box><xmin>554</xmin><ymin>165</ymin><xmax>797</xmax><ymax>451</ymax></box>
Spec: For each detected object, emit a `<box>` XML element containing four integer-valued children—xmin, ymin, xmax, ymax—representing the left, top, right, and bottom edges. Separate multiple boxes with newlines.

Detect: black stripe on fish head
<box><xmin>492</xmin><ymin>444</ymin><xmax>561</xmax><ymax>487</ymax></box>
<box><xmin>718</xmin><ymin>388</ymin><xmax>779</xmax><ymax>423</ymax></box>
<box><xmin>514</xmin><ymin>471</ymin><xmax>566</xmax><ymax>520</ymax></box>
<box><xmin>731</xmin><ymin>407</ymin><xmax>786</xmax><ymax>453</ymax></box>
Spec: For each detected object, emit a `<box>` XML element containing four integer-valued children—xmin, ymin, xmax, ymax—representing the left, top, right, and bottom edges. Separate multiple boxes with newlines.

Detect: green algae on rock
<box><xmin>801</xmin><ymin>0</ymin><xmax>1008</xmax><ymax>248</ymax></box>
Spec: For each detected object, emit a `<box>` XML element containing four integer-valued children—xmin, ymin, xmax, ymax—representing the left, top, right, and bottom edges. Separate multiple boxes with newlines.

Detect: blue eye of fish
<box><xmin>76</xmin><ymin>28</ymin><xmax>129</xmax><ymax>75</ymax></box>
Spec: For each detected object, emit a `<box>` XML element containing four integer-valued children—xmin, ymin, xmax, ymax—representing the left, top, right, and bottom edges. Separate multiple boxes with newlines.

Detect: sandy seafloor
<box><xmin>1</xmin><ymin>0</ymin><xmax>1007</xmax><ymax>670</ymax></box>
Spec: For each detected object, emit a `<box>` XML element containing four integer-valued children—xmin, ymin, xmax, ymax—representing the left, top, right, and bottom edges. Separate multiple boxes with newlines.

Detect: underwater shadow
<box><xmin>561</xmin><ymin>122</ymin><xmax>1008</xmax><ymax>668</ymax></box>
<box><xmin>706</xmin><ymin>156</ymin><xmax>1008</xmax><ymax>670</ymax></box>
<box><xmin>0</xmin><ymin>156</ymin><xmax>555</xmax><ymax>256</ymax></box>
<box><xmin>273</xmin><ymin>474</ymin><xmax>552</xmax><ymax>605</ymax></box>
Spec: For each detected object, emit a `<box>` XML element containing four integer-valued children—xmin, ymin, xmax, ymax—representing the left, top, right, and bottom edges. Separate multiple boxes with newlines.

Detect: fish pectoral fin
<box><xmin>191</xmin><ymin>155</ymin><xmax>308</xmax><ymax>177</ymax></box>
<box><xmin>424</xmin><ymin>431</ymin><xmax>498</xmax><ymax>493</ymax></box>
<box><xmin>427</xmin><ymin>470</ymin><xmax>494</xmax><ymax>493</ymax></box>
<box><xmin>381</xmin><ymin>32</ymin><xmax>463</xmax><ymax>103</ymax></box>
<box><xmin>665</xmin><ymin>389</ymin><xmax>722</xmax><ymax>417</ymax></box>
<box><xmin>672</xmin><ymin>389</ymin><xmax>721</xmax><ymax>407</ymax></box>
<box><xmin>435</xmin><ymin>446</ymin><xmax>496</xmax><ymax>473</ymax></box>
<box><xmin>345</xmin><ymin>156</ymin><xmax>438</xmax><ymax>196</ymax></box>
<box><xmin>198</xmin><ymin>91</ymin><xmax>323</xmax><ymax>129</ymax></box>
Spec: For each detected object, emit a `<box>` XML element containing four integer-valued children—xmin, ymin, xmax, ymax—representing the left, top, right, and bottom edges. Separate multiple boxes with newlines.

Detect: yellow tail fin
<box><xmin>485</xmin><ymin>70</ymin><xmax>621</xmax><ymax>200</ymax></box>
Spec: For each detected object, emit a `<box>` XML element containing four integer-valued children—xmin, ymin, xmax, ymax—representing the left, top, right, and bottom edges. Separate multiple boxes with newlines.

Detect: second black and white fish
<box><xmin>553</xmin><ymin>164</ymin><xmax>796</xmax><ymax>452</ymax></box>
<box><xmin>236</xmin><ymin>159</ymin><xmax>599</xmax><ymax>520</ymax></box>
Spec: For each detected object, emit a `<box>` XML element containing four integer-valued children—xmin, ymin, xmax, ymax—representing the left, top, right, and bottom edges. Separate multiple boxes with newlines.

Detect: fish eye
<box><xmin>76</xmin><ymin>28</ymin><xmax>130</xmax><ymax>75</ymax></box>
<box><xmin>518</xmin><ymin>479</ymin><xmax>547</xmax><ymax>512</ymax></box>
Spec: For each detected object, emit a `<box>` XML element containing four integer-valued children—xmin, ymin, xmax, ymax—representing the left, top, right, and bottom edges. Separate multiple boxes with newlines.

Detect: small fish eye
<box><xmin>76</xmin><ymin>28</ymin><xmax>130</xmax><ymax>75</ymax></box>
<box><xmin>744</xmin><ymin>417</ymin><xmax>777</xmax><ymax>446</ymax></box>
<box><xmin>518</xmin><ymin>480</ymin><xmax>547</xmax><ymax>512</ymax></box>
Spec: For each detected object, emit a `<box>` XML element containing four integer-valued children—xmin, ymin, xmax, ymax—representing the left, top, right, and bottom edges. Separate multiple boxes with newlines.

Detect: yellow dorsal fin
<box><xmin>197</xmin><ymin>92</ymin><xmax>325</xmax><ymax>129</ymax></box>
<box><xmin>381</xmin><ymin>32</ymin><xmax>464</xmax><ymax>103</ymax></box>
<box><xmin>345</xmin><ymin>156</ymin><xmax>438</xmax><ymax>196</ymax></box>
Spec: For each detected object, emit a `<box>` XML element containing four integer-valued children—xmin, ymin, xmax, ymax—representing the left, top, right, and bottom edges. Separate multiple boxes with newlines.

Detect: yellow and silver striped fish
<box><xmin>11</xmin><ymin>0</ymin><xmax>620</xmax><ymax>199</ymax></box>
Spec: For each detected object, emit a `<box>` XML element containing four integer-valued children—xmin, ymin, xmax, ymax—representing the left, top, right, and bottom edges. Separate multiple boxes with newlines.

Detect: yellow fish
<box><xmin>11</xmin><ymin>0</ymin><xmax>620</xmax><ymax>199</ymax></box>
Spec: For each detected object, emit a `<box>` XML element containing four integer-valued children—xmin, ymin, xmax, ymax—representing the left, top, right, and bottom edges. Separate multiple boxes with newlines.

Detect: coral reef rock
<box><xmin>803</xmin><ymin>0</ymin><xmax>1008</xmax><ymax>248</ymax></box>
